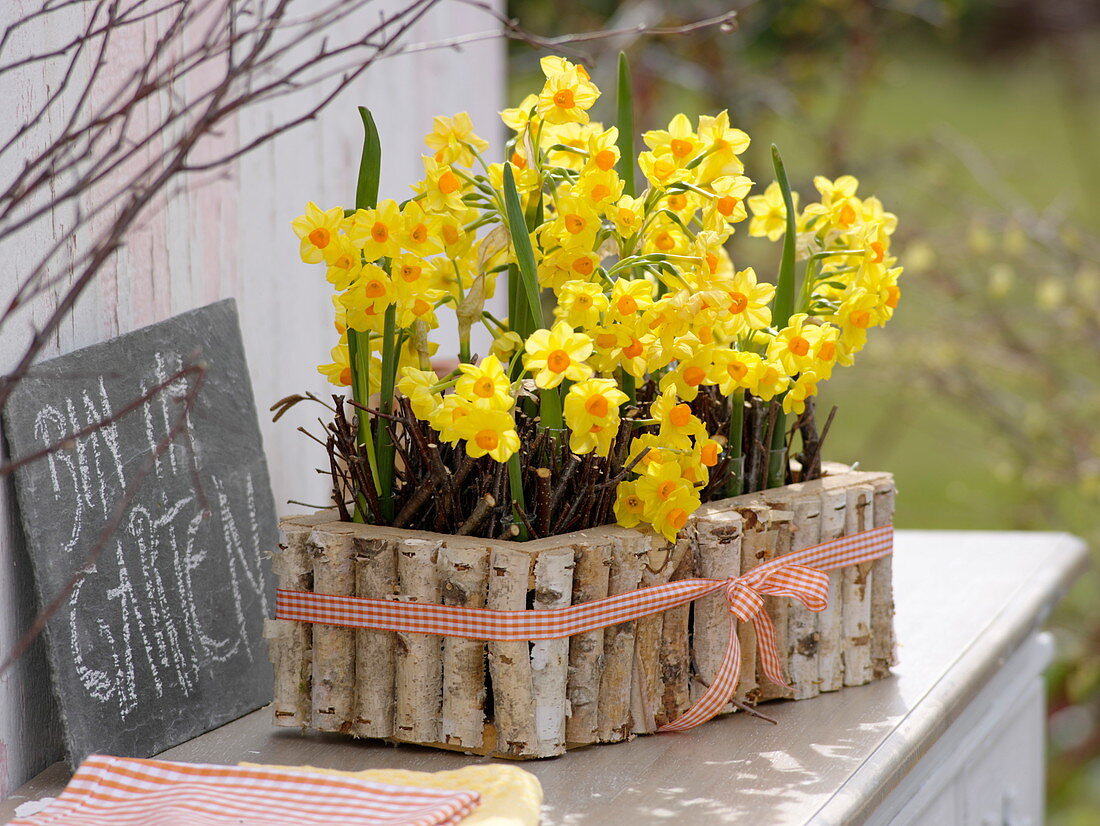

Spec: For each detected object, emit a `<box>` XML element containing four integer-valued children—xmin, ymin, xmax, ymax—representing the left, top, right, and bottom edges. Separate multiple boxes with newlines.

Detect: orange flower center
<box><xmin>309</xmin><ymin>227</ymin><xmax>331</xmax><ymax>248</ymax></box>
<box><xmin>849</xmin><ymin>309</ymin><xmax>871</xmax><ymax>329</ymax></box>
<box><xmin>547</xmin><ymin>349</ymin><xmax>571</xmax><ymax>373</ymax></box>
<box><xmin>438</xmin><ymin>171</ymin><xmax>461</xmax><ymax>194</ymax></box>
<box><xmin>788</xmin><ymin>336</ymin><xmax>810</xmax><ymax>357</ymax></box>
<box><xmin>684</xmin><ymin>366</ymin><xmax>706</xmax><ymax>387</ymax></box>
<box><xmin>700</xmin><ymin>443</ymin><xmax>719</xmax><ymax>467</ymax></box>
<box><xmin>573</xmin><ymin>294</ymin><xmax>592</xmax><ymax>309</ymax></box>
<box><xmin>705</xmin><ymin>253</ymin><xmax>718</xmax><ymax>274</ymax></box>
<box><xmin>594</xmin><ymin>149</ymin><xmax>616</xmax><ymax>171</ymax></box>
<box><xmin>818</xmin><ymin>341</ymin><xmax>836</xmax><ymax>361</ymax></box>
<box><xmin>727</xmin><ymin>361</ymin><xmax>748</xmax><ymax>380</ymax></box>
<box><xmin>339</xmin><ymin>367</ymin><xmax>352</xmax><ymax>386</ymax></box>
<box><xmin>653</xmin><ymin>159</ymin><xmax>675</xmax><ymax>180</ymax></box>
<box><xmin>475</xmin><ymin>430</ymin><xmax>499</xmax><ymax>451</ymax></box>
<box><xmin>870</xmin><ymin>241</ymin><xmax>885</xmax><ymax>263</ymax></box>
<box><xmin>667</xmin><ymin>508</ymin><xmax>689</xmax><ymax>531</ymax></box>
<box><xmin>657</xmin><ymin>480</ymin><xmax>678</xmax><ymax>500</ymax></box>
<box><xmin>838</xmin><ymin>202</ymin><xmax>857</xmax><ymax>227</ymax></box>
<box><xmin>655</xmin><ymin>232</ymin><xmax>676</xmax><ymax>251</ymax></box>
<box><xmin>442</xmin><ymin>225</ymin><xmax>460</xmax><ymax>245</ymax></box>
<box><xmin>474</xmin><ymin>377</ymin><xmax>496</xmax><ymax>398</ymax></box>
<box><xmin>400</xmin><ymin>265</ymin><xmax>421</xmax><ymax>282</ymax></box>
<box><xmin>333</xmin><ymin>254</ymin><xmax>354</xmax><ymax>270</ymax></box>
<box><xmin>624</xmin><ymin>494</ymin><xmax>644</xmax><ymax>514</ymax></box>
<box><xmin>371</xmin><ymin>222</ymin><xmax>388</xmax><ymax>243</ymax></box>
<box><xmin>617</xmin><ymin>295</ymin><xmax>638</xmax><ymax>315</ymax></box>
<box><xmin>669</xmin><ymin>404</ymin><xmax>692</xmax><ymax>428</ymax></box>
<box><xmin>618</xmin><ymin>207</ymin><xmax>638</xmax><ymax>226</ymax></box>
<box><xmin>564</xmin><ymin>214</ymin><xmax>586</xmax><ymax>234</ymax></box>
<box><xmin>590</xmin><ymin>184</ymin><xmax>610</xmax><ymax>202</ymax></box>
<box><xmin>511</xmin><ymin>151</ymin><xmax>528</xmax><ymax>169</ymax></box>
<box><xmin>571</xmin><ymin>256</ymin><xmax>594</xmax><ymax>275</ymax></box>
<box><xmin>668</xmin><ymin>193</ymin><xmax>687</xmax><ymax>211</ymax></box>
<box><xmin>886</xmin><ymin>285</ymin><xmax>900</xmax><ymax>308</ymax></box>
<box><xmin>412</xmin><ymin>299</ymin><xmax>431</xmax><ymax>317</ymax></box>
<box><xmin>622</xmin><ymin>338</ymin><xmax>644</xmax><ymax>359</ymax></box>
<box><xmin>365</xmin><ymin>279</ymin><xmax>386</xmax><ymax>298</ymax></box>
<box><xmin>411</xmin><ymin>224</ymin><xmax>428</xmax><ymax>243</ymax></box>
<box><xmin>670</xmin><ymin>138</ymin><xmax>693</xmax><ymax>158</ymax></box>
<box><xmin>716</xmin><ymin>196</ymin><xmax>739</xmax><ymax>216</ymax></box>
<box><xmin>553</xmin><ymin>89</ymin><xmax>575</xmax><ymax>109</ymax></box>
<box><xmin>728</xmin><ymin>292</ymin><xmax>748</xmax><ymax>313</ymax></box>
<box><xmin>584</xmin><ymin>395</ymin><xmax>609</xmax><ymax>417</ymax></box>
<box><xmin>595</xmin><ymin>332</ymin><xmax>618</xmax><ymax>349</ymax></box>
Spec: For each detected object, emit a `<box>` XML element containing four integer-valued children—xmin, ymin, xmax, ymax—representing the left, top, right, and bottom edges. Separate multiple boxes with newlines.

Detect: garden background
<box><xmin>504</xmin><ymin>0</ymin><xmax>1100</xmax><ymax>821</ymax></box>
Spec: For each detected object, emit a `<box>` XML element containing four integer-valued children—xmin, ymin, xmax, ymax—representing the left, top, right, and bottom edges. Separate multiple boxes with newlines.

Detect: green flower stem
<box><xmin>346</xmin><ymin>330</ymin><xmax>378</xmax><ymax>522</ymax></box>
<box><xmin>616</xmin><ymin>51</ymin><xmax>636</xmax><ymax>198</ymax></box>
<box><xmin>621</xmin><ymin>369</ymin><xmax>636</xmax><ymax>407</ymax></box>
<box><xmin>540</xmin><ymin>382</ymin><xmax>563</xmax><ymax>439</ymax></box>
<box><xmin>376</xmin><ymin>304</ymin><xmax>398</xmax><ymax>521</ymax></box>
<box><xmin>507</xmin><ymin>453</ymin><xmax>529</xmax><ymax>541</ymax></box>
<box><xmin>725</xmin><ymin>389</ymin><xmax>745</xmax><ymax>497</ymax></box>
<box><xmin>767</xmin><ymin>144</ymin><xmax>799</xmax><ymax>490</ymax></box>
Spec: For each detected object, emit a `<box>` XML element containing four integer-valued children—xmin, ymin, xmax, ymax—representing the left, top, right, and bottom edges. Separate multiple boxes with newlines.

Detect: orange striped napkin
<box><xmin>11</xmin><ymin>754</ymin><xmax>481</xmax><ymax>825</ymax></box>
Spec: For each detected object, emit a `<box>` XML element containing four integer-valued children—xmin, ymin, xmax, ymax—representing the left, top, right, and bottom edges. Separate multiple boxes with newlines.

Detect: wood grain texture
<box><xmin>842</xmin><ymin>484</ymin><xmax>875</xmax><ymax>686</ymax></box>
<box><xmin>565</xmin><ymin>537</ymin><xmax>613</xmax><ymax>746</ymax></box>
<box><xmin>531</xmin><ymin>548</ymin><xmax>574</xmax><ymax>756</ymax></box>
<box><xmin>353</xmin><ymin>535</ymin><xmax>398</xmax><ymax>738</ymax></box>
<box><xmin>309</xmin><ymin>529</ymin><xmax>356</xmax><ymax>733</ymax></box>
<box><xmin>733</xmin><ymin>502</ymin><xmax>769</xmax><ymax>704</ymax></box>
<box><xmin>486</xmin><ymin>546</ymin><xmax>536</xmax><ymax>757</ymax></box>
<box><xmin>817</xmin><ymin>489</ymin><xmax>847</xmax><ymax>692</ymax></box>
<box><xmin>393</xmin><ymin>539</ymin><xmax>443</xmax><ymax>744</ymax></box>
<box><xmin>596</xmin><ymin>533</ymin><xmax>647</xmax><ymax>743</ymax></box>
<box><xmin>269</xmin><ymin>518</ymin><xmax>318</xmax><ymax>727</ymax></box>
<box><xmin>438</xmin><ymin>543</ymin><xmax>490</xmax><ymax>751</ymax></box>
<box><xmin>689</xmin><ymin>509</ymin><xmax>743</xmax><ymax>714</ymax></box>
<box><xmin>871</xmin><ymin>481</ymin><xmax>898</xmax><ymax>678</ymax></box>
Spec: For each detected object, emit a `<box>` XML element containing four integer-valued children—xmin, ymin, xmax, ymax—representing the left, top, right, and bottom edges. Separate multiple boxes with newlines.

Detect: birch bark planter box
<box><xmin>265</xmin><ymin>469</ymin><xmax>897</xmax><ymax>758</ymax></box>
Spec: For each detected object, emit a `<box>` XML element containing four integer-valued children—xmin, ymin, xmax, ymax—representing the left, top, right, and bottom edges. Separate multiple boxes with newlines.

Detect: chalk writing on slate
<box><xmin>3</xmin><ymin>299</ymin><xmax>278</xmax><ymax>766</ymax></box>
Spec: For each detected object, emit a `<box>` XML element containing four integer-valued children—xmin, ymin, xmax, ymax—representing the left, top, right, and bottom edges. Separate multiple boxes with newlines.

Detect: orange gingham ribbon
<box><xmin>11</xmin><ymin>754</ymin><xmax>480</xmax><ymax>826</ymax></box>
<box><xmin>277</xmin><ymin>525</ymin><xmax>893</xmax><ymax>733</ymax></box>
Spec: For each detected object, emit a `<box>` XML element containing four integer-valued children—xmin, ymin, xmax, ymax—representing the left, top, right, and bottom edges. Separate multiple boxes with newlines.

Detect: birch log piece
<box><xmin>597</xmin><ymin>533</ymin><xmax>648</xmax><ymax>743</ymax></box>
<box><xmin>565</xmin><ymin>538</ymin><xmax>613</xmax><ymax>746</ymax></box>
<box><xmin>690</xmin><ymin>510</ymin><xmax>744</xmax><ymax>714</ymax></box>
<box><xmin>487</xmin><ymin>546</ymin><xmax>537</xmax><ymax>757</ymax></box>
<box><xmin>756</xmin><ymin>507</ymin><xmax>794</xmax><ymax>702</ymax></box>
<box><xmin>732</xmin><ymin>503</ymin><xmax>768</xmax><ymax>705</ymax></box>
<box><xmin>309</xmin><ymin>527</ymin><xmax>357</xmax><ymax>733</ymax></box>
<box><xmin>787</xmin><ymin>498</ymin><xmax>823</xmax><ymax>700</ymax></box>
<box><xmin>531</xmin><ymin>549</ymin><xmax>575</xmax><ymax>756</ymax></box>
<box><xmin>439</xmin><ymin>544</ymin><xmax>490</xmax><ymax>751</ymax></box>
<box><xmin>268</xmin><ymin>518</ymin><xmax>317</xmax><ymax>727</ymax></box>
<box><xmin>817</xmin><ymin>489</ymin><xmax>847</xmax><ymax>692</ymax></box>
<box><xmin>842</xmin><ymin>484</ymin><xmax>874</xmax><ymax>686</ymax></box>
<box><xmin>353</xmin><ymin>536</ymin><xmax>398</xmax><ymax>738</ymax></box>
<box><xmin>393</xmin><ymin>538</ymin><xmax>443</xmax><ymax>744</ymax></box>
<box><xmin>657</xmin><ymin>537</ymin><xmax>694</xmax><ymax>726</ymax></box>
<box><xmin>871</xmin><ymin>480</ymin><xmax>898</xmax><ymax>678</ymax></box>
<box><xmin>631</xmin><ymin>536</ymin><xmax>686</xmax><ymax>734</ymax></box>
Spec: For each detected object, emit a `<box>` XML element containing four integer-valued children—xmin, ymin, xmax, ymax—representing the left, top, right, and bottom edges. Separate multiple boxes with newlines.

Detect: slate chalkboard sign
<box><xmin>3</xmin><ymin>299</ymin><xmax>278</xmax><ymax>766</ymax></box>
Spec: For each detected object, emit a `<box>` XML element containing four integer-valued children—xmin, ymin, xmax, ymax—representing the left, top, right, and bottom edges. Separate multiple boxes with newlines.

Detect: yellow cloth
<box><xmin>240</xmin><ymin>762</ymin><xmax>541</xmax><ymax>826</ymax></box>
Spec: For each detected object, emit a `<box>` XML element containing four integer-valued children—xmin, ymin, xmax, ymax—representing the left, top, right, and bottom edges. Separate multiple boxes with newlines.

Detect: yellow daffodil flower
<box><xmin>455</xmin><ymin>408</ymin><xmax>521</xmax><ymax>462</ymax></box>
<box><xmin>748</xmin><ymin>181</ymin><xmax>799</xmax><ymax>241</ymax></box>
<box><xmin>348</xmin><ymin>199</ymin><xmax>402</xmax><ymax>261</ymax></box>
<box><xmin>425</xmin><ymin>112</ymin><xmax>489</xmax><ymax>167</ymax></box>
<box><xmin>523</xmin><ymin>321</ymin><xmax>594</xmax><ymax>388</ymax></box>
<box><xmin>456</xmin><ymin>354</ymin><xmax>513</xmax><ymax>411</ymax></box>
<box><xmin>292</xmin><ymin>202</ymin><xmax>345</xmax><ymax>264</ymax></box>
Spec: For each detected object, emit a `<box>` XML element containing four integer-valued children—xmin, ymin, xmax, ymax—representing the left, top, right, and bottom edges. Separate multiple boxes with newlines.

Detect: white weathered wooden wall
<box><xmin>0</xmin><ymin>0</ymin><xmax>504</xmax><ymax>795</ymax></box>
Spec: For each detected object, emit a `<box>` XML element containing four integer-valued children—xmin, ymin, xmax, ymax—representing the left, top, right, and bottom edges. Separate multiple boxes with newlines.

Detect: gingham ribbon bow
<box><xmin>277</xmin><ymin>525</ymin><xmax>893</xmax><ymax>732</ymax></box>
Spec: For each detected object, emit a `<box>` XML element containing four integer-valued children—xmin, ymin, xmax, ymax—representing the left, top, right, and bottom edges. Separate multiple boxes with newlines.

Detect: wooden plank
<box><xmin>487</xmin><ymin>546</ymin><xmax>537</xmax><ymax>757</ymax></box>
<box><xmin>353</xmin><ymin>536</ymin><xmax>398</xmax><ymax>738</ymax></box>
<box><xmin>818</xmin><ymin>488</ymin><xmax>847</xmax><ymax>692</ymax></box>
<box><xmin>393</xmin><ymin>538</ymin><xmax>443</xmax><ymax>744</ymax></box>
<box><xmin>438</xmin><ymin>543</ymin><xmax>489</xmax><ymax>750</ymax></box>
<box><xmin>843</xmin><ymin>485</ymin><xmax>875</xmax><ymax>686</ymax></box>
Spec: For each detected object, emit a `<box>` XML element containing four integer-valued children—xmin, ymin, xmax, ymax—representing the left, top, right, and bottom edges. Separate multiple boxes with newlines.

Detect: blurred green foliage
<box><xmin>507</xmin><ymin>0</ymin><xmax>1100</xmax><ymax>819</ymax></box>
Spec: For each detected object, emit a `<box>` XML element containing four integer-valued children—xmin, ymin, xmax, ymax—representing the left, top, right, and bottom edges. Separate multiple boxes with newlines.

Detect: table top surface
<box><xmin>2</xmin><ymin>530</ymin><xmax>1088</xmax><ymax>826</ymax></box>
